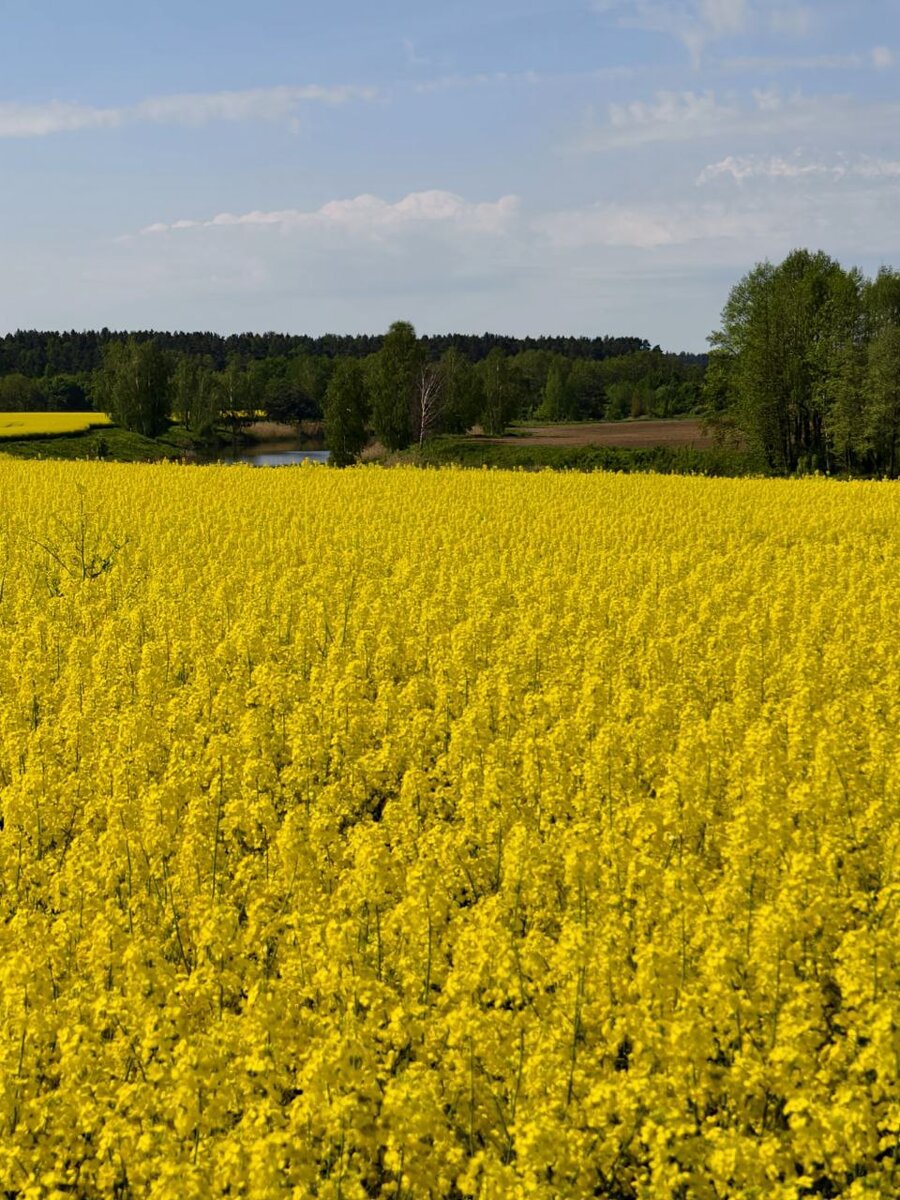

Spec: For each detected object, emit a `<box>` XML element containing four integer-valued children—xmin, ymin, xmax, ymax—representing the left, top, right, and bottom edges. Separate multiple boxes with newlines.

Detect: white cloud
<box><xmin>872</xmin><ymin>46</ymin><xmax>894</xmax><ymax>70</ymax></box>
<box><xmin>609</xmin><ymin>88</ymin><xmax>732</xmax><ymax>126</ymax></box>
<box><xmin>703</xmin><ymin>0</ymin><xmax>748</xmax><ymax>33</ymax></box>
<box><xmin>534</xmin><ymin>200</ymin><xmax>774</xmax><ymax>248</ymax></box>
<box><xmin>0</xmin><ymin>83</ymin><xmax>375</xmax><ymax>139</ymax></box>
<box><xmin>135</xmin><ymin>180</ymin><xmax>900</xmax><ymax>261</ymax></box>
<box><xmin>413</xmin><ymin>65</ymin><xmax>632</xmax><ymax>94</ymax></box>
<box><xmin>592</xmin><ymin>0</ymin><xmax>741</xmax><ymax>67</ymax></box>
<box><xmin>592</xmin><ymin>1</ymin><xmax>814</xmax><ymax>66</ymax></box>
<box><xmin>768</xmin><ymin>5</ymin><xmax>811</xmax><ymax>36</ymax></box>
<box><xmin>136</xmin><ymin>84</ymin><xmax>373</xmax><ymax>127</ymax></box>
<box><xmin>26</xmin><ymin>172</ymin><xmax>900</xmax><ymax>351</ymax></box>
<box><xmin>576</xmin><ymin>87</ymin><xmax>745</xmax><ymax>148</ymax></box>
<box><xmin>402</xmin><ymin>38</ymin><xmax>430</xmax><ymax>67</ymax></box>
<box><xmin>574</xmin><ymin>88</ymin><xmax>900</xmax><ymax>150</ymax></box>
<box><xmin>751</xmin><ymin>86</ymin><xmax>781</xmax><ymax>110</ymax></box>
<box><xmin>137</xmin><ymin>190</ymin><xmax>522</xmax><ymax>239</ymax></box>
<box><xmin>0</xmin><ymin>100</ymin><xmax>123</xmax><ymax>137</ymax></box>
<box><xmin>601</xmin><ymin>89</ymin><xmax>739</xmax><ymax>143</ymax></box>
<box><xmin>721</xmin><ymin>52</ymin><xmax>864</xmax><ymax>70</ymax></box>
<box><xmin>414</xmin><ymin>70</ymin><xmax>544</xmax><ymax>94</ymax></box>
<box><xmin>697</xmin><ymin>153</ymin><xmax>900</xmax><ymax>183</ymax></box>
<box><xmin>532</xmin><ymin>177</ymin><xmax>900</xmax><ymax>262</ymax></box>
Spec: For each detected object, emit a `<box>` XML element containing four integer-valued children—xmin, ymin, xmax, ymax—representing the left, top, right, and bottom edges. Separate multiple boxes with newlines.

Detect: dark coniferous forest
<box><xmin>0</xmin><ymin>329</ymin><xmax>671</xmax><ymax>377</ymax></box>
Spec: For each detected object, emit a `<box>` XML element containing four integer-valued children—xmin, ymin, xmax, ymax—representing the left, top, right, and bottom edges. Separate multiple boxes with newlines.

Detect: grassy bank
<box><xmin>0</xmin><ymin>423</ymin><xmax>201</xmax><ymax>462</ymax></box>
<box><xmin>414</xmin><ymin>435</ymin><xmax>763</xmax><ymax>476</ymax></box>
<box><xmin>0</xmin><ymin>412</ymin><xmax>322</xmax><ymax>463</ymax></box>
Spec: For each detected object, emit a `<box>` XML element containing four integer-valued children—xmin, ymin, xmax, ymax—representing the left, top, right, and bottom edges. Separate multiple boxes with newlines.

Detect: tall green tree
<box><xmin>478</xmin><ymin>349</ymin><xmax>516</xmax><ymax>435</ymax></box>
<box><xmin>95</xmin><ymin>338</ymin><xmax>172</xmax><ymax>436</ymax></box>
<box><xmin>864</xmin><ymin>325</ymin><xmax>900</xmax><ymax>477</ymax></box>
<box><xmin>323</xmin><ymin>359</ymin><xmax>369</xmax><ymax>466</ymax></box>
<box><xmin>708</xmin><ymin>251</ymin><xmax>863</xmax><ymax>471</ymax></box>
<box><xmin>821</xmin><ymin>342</ymin><xmax>866</xmax><ymax>471</ymax></box>
<box><xmin>172</xmin><ymin>355</ymin><xmax>220</xmax><ymax>434</ymax></box>
<box><xmin>865</xmin><ymin>267</ymin><xmax>900</xmax><ymax>336</ymax></box>
<box><xmin>439</xmin><ymin>348</ymin><xmax>483</xmax><ymax>434</ymax></box>
<box><xmin>0</xmin><ymin>373</ymin><xmax>45</xmax><ymax>411</ymax></box>
<box><xmin>565</xmin><ymin>359</ymin><xmax>606</xmax><ymax>420</ymax></box>
<box><xmin>264</xmin><ymin>353</ymin><xmax>330</xmax><ymax>423</ymax></box>
<box><xmin>370</xmin><ymin>321</ymin><xmax>423</xmax><ymax>450</ymax></box>
<box><xmin>535</xmin><ymin>365</ymin><xmax>565</xmax><ymax>422</ymax></box>
<box><xmin>45</xmin><ymin>375</ymin><xmax>89</xmax><ymax>412</ymax></box>
<box><xmin>509</xmin><ymin>349</ymin><xmax>554</xmax><ymax>416</ymax></box>
<box><xmin>218</xmin><ymin>356</ymin><xmax>264</xmax><ymax>438</ymax></box>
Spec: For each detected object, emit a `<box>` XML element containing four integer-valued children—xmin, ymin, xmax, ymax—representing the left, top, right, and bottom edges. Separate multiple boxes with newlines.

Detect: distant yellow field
<box><xmin>0</xmin><ymin>411</ymin><xmax>112</xmax><ymax>439</ymax></box>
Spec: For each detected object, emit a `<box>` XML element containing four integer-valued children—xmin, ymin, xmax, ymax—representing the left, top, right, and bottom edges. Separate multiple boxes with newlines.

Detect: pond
<box><xmin>203</xmin><ymin>440</ymin><xmax>330</xmax><ymax>467</ymax></box>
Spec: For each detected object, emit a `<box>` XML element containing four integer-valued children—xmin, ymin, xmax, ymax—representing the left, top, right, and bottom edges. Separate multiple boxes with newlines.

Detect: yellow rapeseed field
<box><xmin>0</xmin><ymin>461</ymin><xmax>897</xmax><ymax>1200</ymax></box>
<box><xmin>0</xmin><ymin>412</ymin><xmax>112</xmax><ymax>440</ymax></box>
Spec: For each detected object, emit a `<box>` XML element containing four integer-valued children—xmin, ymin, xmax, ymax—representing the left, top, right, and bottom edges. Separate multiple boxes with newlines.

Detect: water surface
<box><xmin>205</xmin><ymin>440</ymin><xmax>330</xmax><ymax>467</ymax></box>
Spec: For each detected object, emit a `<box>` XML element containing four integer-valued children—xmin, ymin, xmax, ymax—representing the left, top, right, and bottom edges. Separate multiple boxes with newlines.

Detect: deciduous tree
<box><xmin>323</xmin><ymin>359</ymin><xmax>369</xmax><ymax>466</ymax></box>
<box><xmin>94</xmin><ymin>338</ymin><xmax>172</xmax><ymax>437</ymax></box>
<box><xmin>172</xmin><ymin>355</ymin><xmax>220</xmax><ymax>434</ymax></box>
<box><xmin>370</xmin><ymin>321</ymin><xmax>424</xmax><ymax>450</ymax></box>
<box><xmin>865</xmin><ymin>325</ymin><xmax>900</xmax><ymax>477</ymax></box>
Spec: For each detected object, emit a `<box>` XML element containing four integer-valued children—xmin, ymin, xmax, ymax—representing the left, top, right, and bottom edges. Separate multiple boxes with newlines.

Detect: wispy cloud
<box><xmin>402</xmin><ymin>38</ymin><xmax>430</xmax><ymax>67</ymax></box>
<box><xmin>573</xmin><ymin>87</ymin><xmax>900</xmax><ymax>150</ymax></box>
<box><xmin>572</xmin><ymin>88</ymin><xmax>742</xmax><ymax>149</ymax></box>
<box><xmin>135</xmin><ymin>85</ymin><xmax>375</xmax><ymax>126</ymax></box>
<box><xmin>0</xmin><ymin>100</ymin><xmax>123</xmax><ymax>137</ymax></box>
<box><xmin>139</xmin><ymin>189</ymin><xmax>766</xmax><ymax>252</ymax></box>
<box><xmin>413</xmin><ymin>64</ymin><xmax>635</xmax><ymax>94</ymax></box>
<box><xmin>697</xmin><ymin>152</ymin><xmax>900</xmax><ymax>183</ymax></box>
<box><xmin>534</xmin><ymin>199</ymin><xmax>775</xmax><ymax>249</ymax></box>
<box><xmin>414</xmin><ymin>70</ymin><xmax>543</xmax><ymax>94</ymax></box>
<box><xmin>592</xmin><ymin>1</ymin><xmax>815</xmax><ymax>66</ymax></box>
<box><xmin>136</xmin><ymin>190</ymin><xmax>521</xmax><ymax>238</ymax></box>
<box><xmin>0</xmin><ymin>83</ymin><xmax>376</xmax><ymax>138</ymax></box>
<box><xmin>133</xmin><ymin>179</ymin><xmax>900</xmax><ymax>258</ymax></box>
<box><xmin>533</xmin><ymin>180</ymin><xmax>900</xmax><ymax>257</ymax></box>
<box><xmin>70</xmin><ymin>170</ymin><xmax>900</xmax><ymax>349</ymax></box>
<box><xmin>720</xmin><ymin>52</ymin><xmax>865</xmax><ymax>71</ymax></box>
<box><xmin>593</xmin><ymin>0</ymin><xmax>746</xmax><ymax>67</ymax></box>
<box><xmin>872</xmin><ymin>45</ymin><xmax>894</xmax><ymax>69</ymax></box>
<box><xmin>768</xmin><ymin>5</ymin><xmax>812</xmax><ymax>37</ymax></box>
<box><xmin>722</xmin><ymin>45</ymin><xmax>895</xmax><ymax>72</ymax></box>
<box><xmin>606</xmin><ymin>88</ymin><xmax>739</xmax><ymax>142</ymax></box>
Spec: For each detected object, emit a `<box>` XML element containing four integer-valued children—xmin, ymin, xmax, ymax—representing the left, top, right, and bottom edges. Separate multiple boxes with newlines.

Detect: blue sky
<box><xmin>1</xmin><ymin>0</ymin><xmax>898</xmax><ymax>349</ymax></box>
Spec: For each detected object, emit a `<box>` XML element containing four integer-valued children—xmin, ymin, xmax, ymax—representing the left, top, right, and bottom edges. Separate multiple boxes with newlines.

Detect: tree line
<box><xmin>0</xmin><ymin>323</ymin><xmax>705</xmax><ymax>453</ymax></box>
<box><xmin>326</xmin><ymin>322</ymin><xmax>701</xmax><ymax>461</ymax></box>
<box><xmin>0</xmin><ymin>328</ymin><xmax>661</xmax><ymax>378</ymax></box>
<box><xmin>706</xmin><ymin>249</ymin><xmax>900</xmax><ymax>476</ymax></box>
<box><xmin>5</xmin><ymin>248</ymin><xmax>898</xmax><ymax>476</ymax></box>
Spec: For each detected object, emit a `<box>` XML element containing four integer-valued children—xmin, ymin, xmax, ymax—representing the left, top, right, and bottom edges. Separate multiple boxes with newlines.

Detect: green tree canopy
<box><xmin>708</xmin><ymin>250</ymin><xmax>865</xmax><ymax>472</ymax></box>
<box><xmin>477</xmin><ymin>349</ymin><xmax>518</xmax><ymax>435</ymax></box>
<box><xmin>535</xmin><ymin>365</ymin><xmax>566</xmax><ymax>422</ymax></box>
<box><xmin>94</xmin><ymin>338</ymin><xmax>172</xmax><ymax>437</ymax></box>
<box><xmin>172</xmin><ymin>355</ymin><xmax>221</xmax><ymax>434</ymax></box>
<box><xmin>369</xmin><ymin>322</ymin><xmax>424</xmax><ymax>451</ymax></box>
<box><xmin>0</xmin><ymin>373</ymin><xmax>45</xmax><ymax>412</ymax></box>
<box><xmin>323</xmin><ymin>359</ymin><xmax>369</xmax><ymax>467</ymax></box>
<box><xmin>865</xmin><ymin>324</ymin><xmax>900</xmax><ymax>477</ymax></box>
<box><xmin>438</xmin><ymin>348</ymin><xmax>483</xmax><ymax>434</ymax></box>
<box><xmin>218</xmin><ymin>356</ymin><xmax>265</xmax><ymax>437</ymax></box>
<box><xmin>565</xmin><ymin>359</ymin><xmax>607</xmax><ymax>420</ymax></box>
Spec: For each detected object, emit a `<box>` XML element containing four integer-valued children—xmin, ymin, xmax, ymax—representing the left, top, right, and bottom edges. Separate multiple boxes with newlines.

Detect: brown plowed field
<box><xmin>486</xmin><ymin>419</ymin><xmax>714</xmax><ymax>449</ymax></box>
